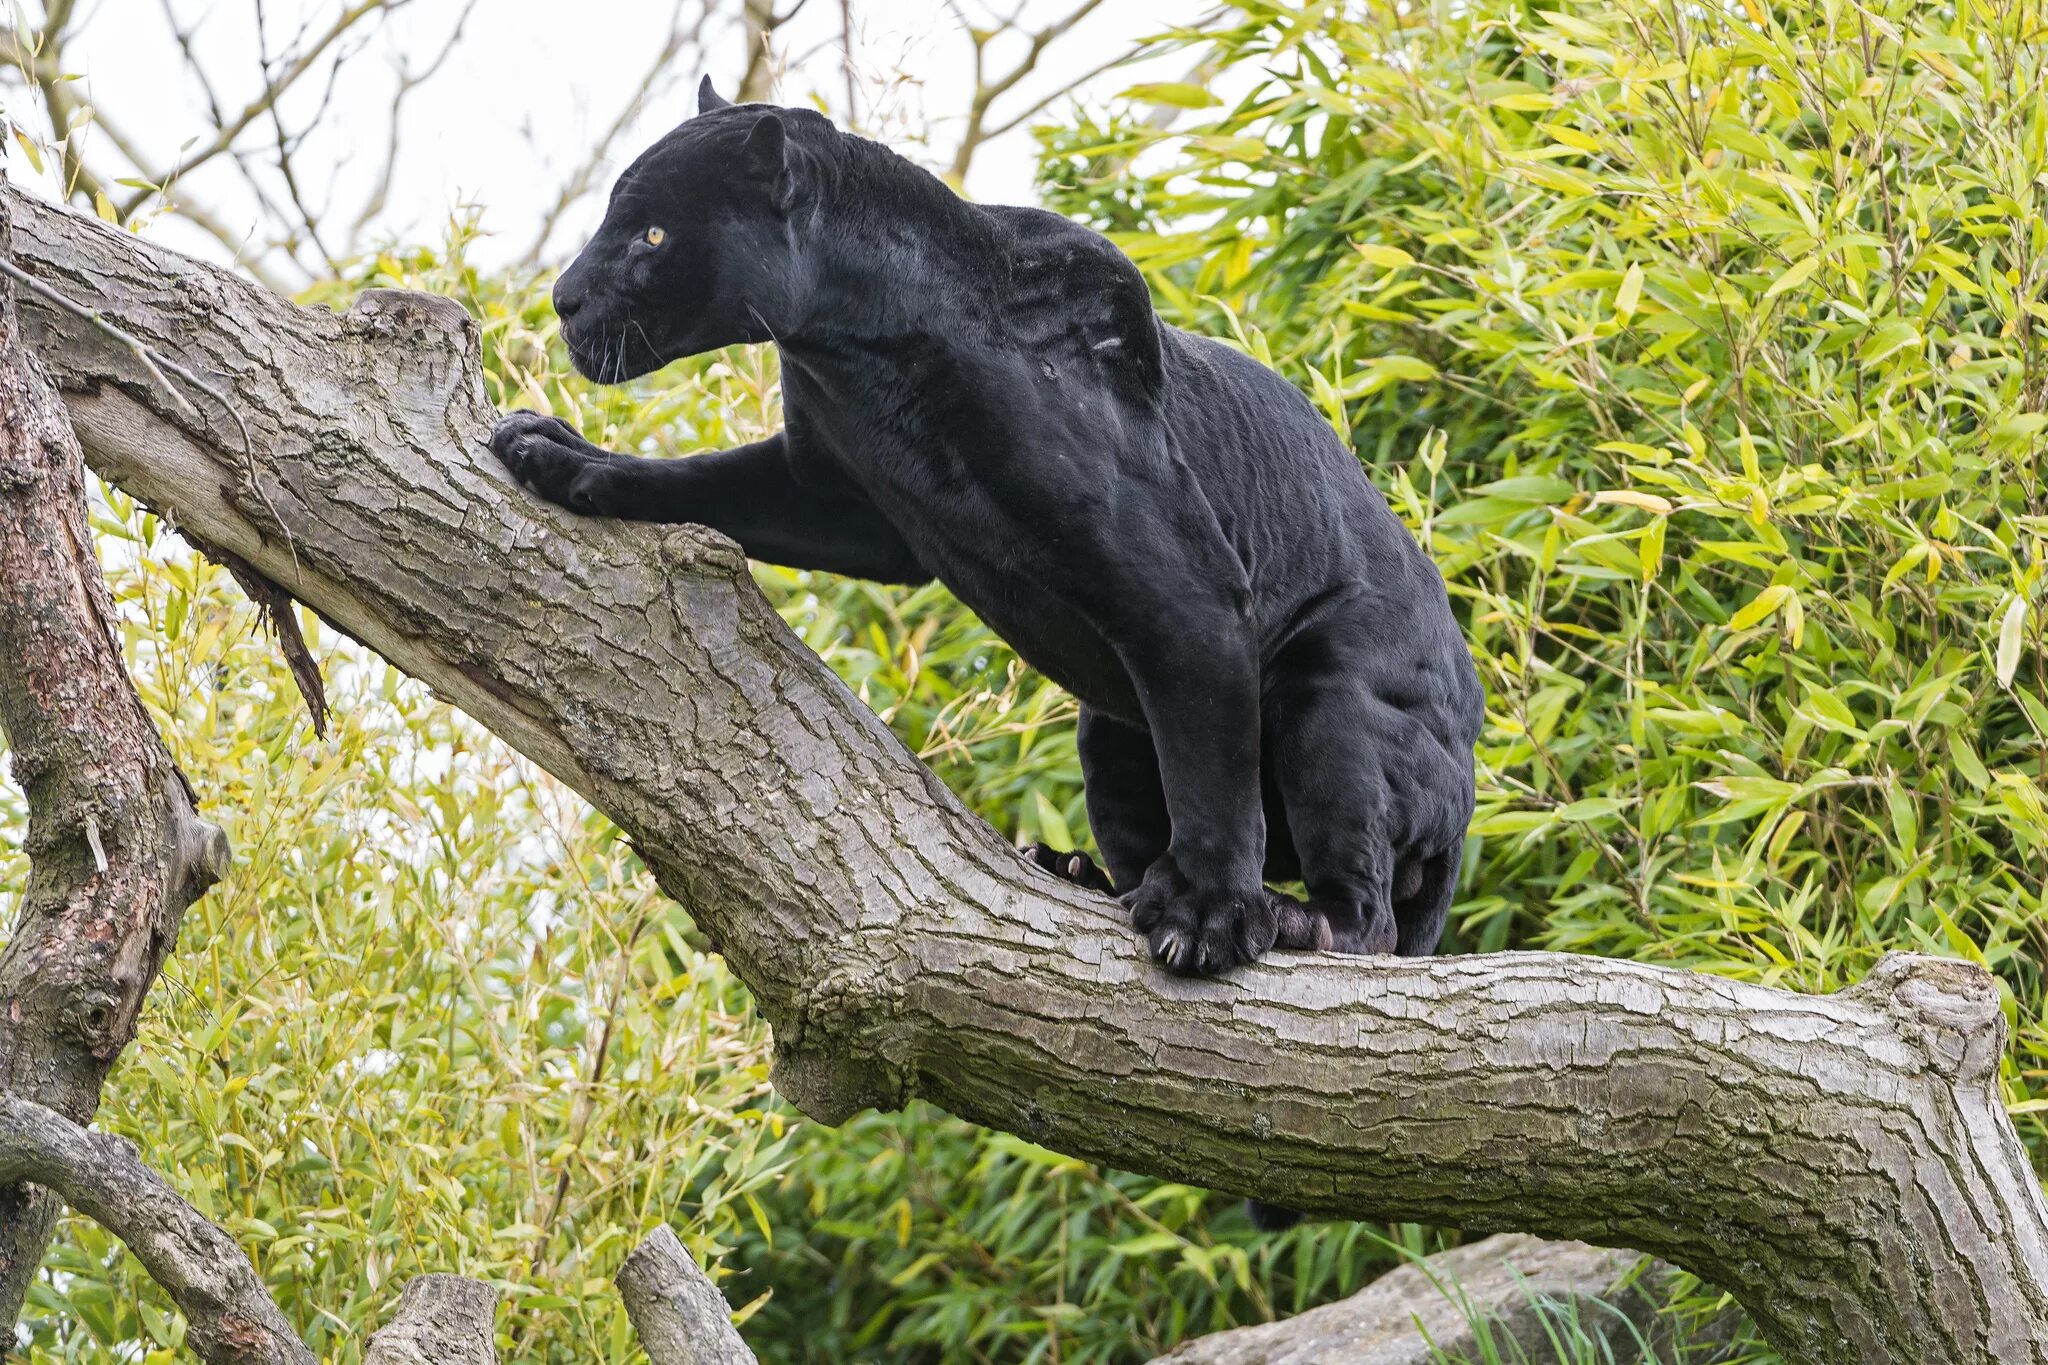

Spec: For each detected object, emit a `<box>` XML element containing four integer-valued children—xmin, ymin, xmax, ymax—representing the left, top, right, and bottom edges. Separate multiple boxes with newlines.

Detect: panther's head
<box><xmin>552</xmin><ymin>78</ymin><xmax>823</xmax><ymax>382</ymax></box>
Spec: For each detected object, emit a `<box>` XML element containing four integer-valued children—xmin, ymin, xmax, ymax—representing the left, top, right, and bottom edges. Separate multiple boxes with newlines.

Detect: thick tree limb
<box><xmin>0</xmin><ymin>1093</ymin><xmax>312</xmax><ymax>1365</ymax></box>
<box><xmin>4</xmin><ymin>183</ymin><xmax>2046</xmax><ymax>1365</ymax></box>
<box><xmin>0</xmin><ymin>180</ymin><xmax>230</xmax><ymax>1333</ymax></box>
<box><xmin>617</xmin><ymin>1225</ymin><xmax>757</xmax><ymax>1365</ymax></box>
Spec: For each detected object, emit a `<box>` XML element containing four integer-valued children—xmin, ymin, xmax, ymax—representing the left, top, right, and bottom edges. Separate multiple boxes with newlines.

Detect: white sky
<box><xmin>6</xmin><ymin>0</ymin><xmax>1206</xmax><ymax>278</ymax></box>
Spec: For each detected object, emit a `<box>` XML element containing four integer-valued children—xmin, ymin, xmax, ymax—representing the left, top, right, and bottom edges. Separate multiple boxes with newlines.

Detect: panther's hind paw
<box><xmin>1270</xmin><ymin>895</ymin><xmax>1334</xmax><ymax>952</ymax></box>
<box><xmin>1266</xmin><ymin>894</ymin><xmax>1399</xmax><ymax>956</ymax></box>
<box><xmin>1024</xmin><ymin>843</ymin><xmax>1116</xmax><ymax>895</ymax></box>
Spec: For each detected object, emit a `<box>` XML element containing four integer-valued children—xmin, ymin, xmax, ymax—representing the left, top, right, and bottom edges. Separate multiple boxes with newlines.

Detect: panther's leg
<box><xmin>1022</xmin><ymin>708</ymin><xmax>1167</xmax><ymax>895</ymax></box>
<box><xmin>1071</xmin><ymin>708</ymin><xmax>1169</xmax><ymax>894</ymax></box>
<box><xmin>1262</xmin><ymin>628</ymin><xmax>1414</xmax><ymax>958</ymax></box>
<box><xmin>1098</xmin><ymin>608</ymin><xmax>1282</xmax><ymax>976</ymax></box>
<box><xmin>1031</xmin><ymin>712</ymin><xmax>1325</xmax><ymax>950</ymax></box>
<box><xmin>488</xmin><ymin>414</ymin><xmax>930</xmax><ymax>584</ymax></box>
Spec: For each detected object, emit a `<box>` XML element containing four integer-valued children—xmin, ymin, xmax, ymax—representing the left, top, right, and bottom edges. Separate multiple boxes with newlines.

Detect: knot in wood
<box><xmin>0</xmin><ymin>458</ymin><xmax>41</xmax><ymax>493</ymax></box>
<box><xmin>660</xmin><ymin>525</ymin><xmax>748</xmax><ymax>577</ymax></box>
<box><xmin>788</xmin><ymin>953</ymin><xmax>902</xmax><ymax>1043</ymax></box>
<box><xmin>348</xmin><ymin>288</ymin><xmax>477</xmax><ymax>344</ymax></box>
<box><xmin>63</xmin><ymin>986</ymin><xmax>124</xmax><ymax>1053</ymax></box>
<box><xmin>1860</xmin><ymin>951</ymin><xmax>2005</xmax><ymax>1082</ymax></box>
<box><xmin>767</xmin><ymin>950</ymin><xmax>907</xmax><ymax>1123</ymax></box>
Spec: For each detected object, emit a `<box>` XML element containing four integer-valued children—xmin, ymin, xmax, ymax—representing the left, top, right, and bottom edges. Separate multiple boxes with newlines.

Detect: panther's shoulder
<box><xmin>977</xmin><ymin>205</ymin><xmax>1165</xmax><ymax>401</ymax></box>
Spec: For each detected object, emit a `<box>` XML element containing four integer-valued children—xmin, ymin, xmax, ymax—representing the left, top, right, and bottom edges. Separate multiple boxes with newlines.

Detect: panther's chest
<box><xmin>781</xmin><ymin>353</ymin><xmax>1150</xmax><ymax>716</ymax></box>
<box><xmin>939</xmin><ymin>566</ymin><xmax>1143</xmax><ymax>722</ymax></box>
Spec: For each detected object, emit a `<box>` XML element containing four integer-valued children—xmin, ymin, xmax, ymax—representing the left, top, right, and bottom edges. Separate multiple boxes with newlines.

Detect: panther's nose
<box><xmin>553</xmin><ymin>271</ymin><xmax>590</xmax><ymax>325</ymax></box>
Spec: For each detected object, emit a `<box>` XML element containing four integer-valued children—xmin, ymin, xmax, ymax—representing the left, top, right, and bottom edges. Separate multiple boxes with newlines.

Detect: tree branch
<box><xmin>616</xmin><ymin>1226</ymin><xmax>757</xmax><ymax>1365</ymax></box>
<box><xmin>947</xmin><ymin>0</ymin><xmax>1106</xmax><ymax>182</ymax></box>
<box><xmin>4</xmin><ymin>183</ymin><xmax>2046</xmax><ymax>1365</ymax></box>
<box><xmin>0</xmin><ymin>177</ymin><xmax>230</xmax><ymax>1334</ymax></box>
<box><xmin>362</xmin><ymin>1275</ymin><xmax>499</xmax><ymax>1365</ymax></box>
<box><xmin>0</xmin><ymin>1092</ymin><xmax>310</xmax><ymax>1365</ymax></box>
<box><xmin>1162</xmin><ymin>1233</ymin><xmax>1716</xmax><ymax>1364</ymax></box>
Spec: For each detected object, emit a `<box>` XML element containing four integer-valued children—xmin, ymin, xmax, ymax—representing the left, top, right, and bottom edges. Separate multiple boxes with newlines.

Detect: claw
<box><xmin>1125</xmin><ymin>855</ymin><xmax>1274</xmax><ymax>976</ymax></box>
<box><xmin>1273</xmin><ymin>898</ymin><xmax>1335</xmax><ymax>952</ymax></box>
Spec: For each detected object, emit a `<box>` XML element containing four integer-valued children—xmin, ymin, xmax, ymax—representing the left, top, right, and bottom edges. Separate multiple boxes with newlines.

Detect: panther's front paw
<box><xmin>1123</xmin><ymin>857</ymin><xmax>1276</xmax><ymax>976</ymax></box>
<box><xmin>488</xmin><ymin>410</ymin><xmax>618</xmax><ymax>514</ymax></box>
<box><xmin>1024</xmin><ymin>843</ymin><xmax>1116</xmax><ymax>894</ymax></box>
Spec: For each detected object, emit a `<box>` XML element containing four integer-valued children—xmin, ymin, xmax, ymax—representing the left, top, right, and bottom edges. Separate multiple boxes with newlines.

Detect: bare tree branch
<box><xmin>517</xmin><ymin>0</ymin><xmax>709</xmax><ymax>272</ymax></box>
<box><xmin>736</xmin><ymin>0</ymin><xmax>807</xmax><ymax>103</ymax></box>
<box><xmin>2</xmin><ymin>6</ymin><xmax>294</xmax><ymax>292</ymax></box>
<box><xmin>114</xmin><ymin>0</ymin><xmax>402</xmax><ymax>219</ymax></box>
<box><xmin>1</xmin><ymin>0</ymin><xmax>474</xmax><ymax>289</ymax></box>
<box><xmin>6</xmin><ymin>179</ymin><xmax>2048</xmax><ymax>1365</ymax></box>
<box><xmin>0</xmin><ymin>1094</ymin><xmax>311</xmax><ymax>1364</ymax></box>
<box><xmin>947</xmin><ymin>0</ymin><xmax>1105</xmax><ymax>181</ymax></box>
<box><xmin>617</xmin><ymin>1226</ymin><xmax>757</xmax><ymax>1365</ymax></box>
<box><xmin>835</xmin><ymin>0</ymin><xmax>858</xmax><ymax>126</ymax></box>
<box><xmin>348</xmin><ymin>0</ymin><xmax>478</xmax><ymax>248</ymax></box>
<box><xmin>362</xmin><ymin>1275</ymin><xmax>499</xmax><ymax>1365</ymax></box>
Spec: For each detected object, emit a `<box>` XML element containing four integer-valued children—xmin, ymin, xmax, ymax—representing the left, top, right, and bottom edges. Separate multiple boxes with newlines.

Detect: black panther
<box><xmin>490</xmin><ymin>79</ymin><xmax>1483</xmax><ymax>987</ymax></box>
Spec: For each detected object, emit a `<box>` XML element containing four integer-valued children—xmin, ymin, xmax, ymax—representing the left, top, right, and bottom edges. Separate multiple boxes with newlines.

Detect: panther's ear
<box><xmin>698</xmin><ymin>75</ymin><xmax>732</xmax><ymax>114</ymax></box>
<box><xmin>744</xmin><ymin>112</ymin><xmax>799</xmax><ymax>214</ymax></box>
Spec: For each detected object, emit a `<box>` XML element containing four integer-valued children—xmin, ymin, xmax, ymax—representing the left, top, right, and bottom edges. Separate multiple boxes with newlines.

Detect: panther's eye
<box><xmin>644</xmin><ymin>226</ymin><xmax>666</xmax><ymax>247</ymax></box>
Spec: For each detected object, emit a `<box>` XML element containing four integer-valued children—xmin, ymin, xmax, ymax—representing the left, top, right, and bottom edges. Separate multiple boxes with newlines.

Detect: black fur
<box><xmin>491</xmin><ymin>78</ymin><xmax>1483</xmax><ymax>982</ymax></box>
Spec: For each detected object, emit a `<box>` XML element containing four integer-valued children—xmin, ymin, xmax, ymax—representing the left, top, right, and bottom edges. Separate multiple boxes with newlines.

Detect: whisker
<box><xmin>628</xmin><ymin>318</ymin><xmax>658</xmax><ymax>368</ymax></box>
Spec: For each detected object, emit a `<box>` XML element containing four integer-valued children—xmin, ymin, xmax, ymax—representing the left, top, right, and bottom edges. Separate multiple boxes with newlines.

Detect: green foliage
<box><xmin>1042</xmin><ymin>0</ymin><xmax>2048</xmax><ymax>1131</ymax></box>
<box><xmin>731</xmin><ymin>1113</ymin><xmax>1434</xmax><ymax>1363</ymax></box>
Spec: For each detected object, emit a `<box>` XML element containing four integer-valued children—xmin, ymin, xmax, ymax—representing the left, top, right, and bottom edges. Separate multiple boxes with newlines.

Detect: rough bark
<box><xmin>0</xmin><ymin>181</ymin><xmax>230</xmax><ymax>1333</ymax></box>
<box><xmin>1156</xmin><ymin>1233</ymin><xmax>1718</xmax><ymax>1365</ymax></box>
<box><xmin>3</xmin><ymin>182</ymin><xmax>2046</xmax><ymax>1364</ymax></box>
<box><xmin>616</xmin><ymin>1225</ymin><xmax>758</xmax><ymax>1365</ymax></box>
<box><xmin>361</xmin><ymin>1275</ymin><xmax>499</xmax><ymax>1365</ymax></box>
<box><xmin>0</xmin><ymin>1092</ymin><xmax>312</xmax><ymax>1365</ymax></box>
